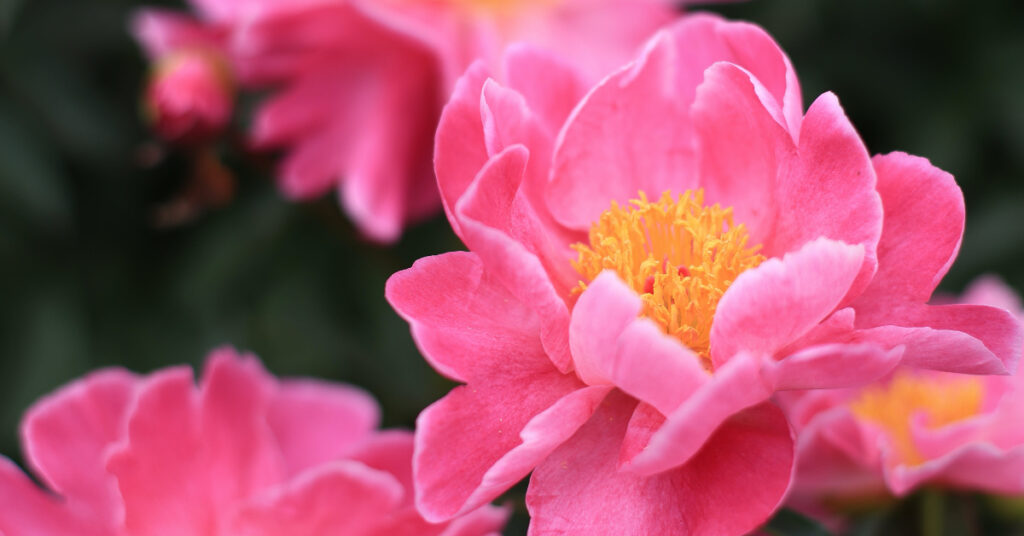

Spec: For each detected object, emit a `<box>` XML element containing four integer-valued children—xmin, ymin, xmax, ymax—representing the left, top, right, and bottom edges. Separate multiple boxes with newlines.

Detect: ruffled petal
<box><xmin>414</xmin><ymin>377</ymin><xmax>608</xmax><ymax>521</ymax></box>
<box><xmin>526</xmin><ymin>392</ymin><xmax>792</xmax><ymax>536</ymax></box>
<box><xmin>711</xmin><ymin>238</ymin><xmax>865</xmax><ymax>367</ymax></box>
<box><xmin>387</xmin><ymin>251</ymin><xmax>545</xmax><ymax>383</ymax></box>
<box><xmin>230</xmin><ymin>461</ymin><xmax>405</xmax><ymax>536</ymax></box>
<box><xmin>765</xmin><ymin>343</ymin><xmax>902</xmax><ymax>391</ymax></box>
<box><xmin>268</xmin><ymin>379</ymin><xmax>380</xmax><ymax>478</ymax></box>
<box><xmin>20</xmin><ymin>369</ymin><xmax>137</xmax><ymax>528</ymax></box>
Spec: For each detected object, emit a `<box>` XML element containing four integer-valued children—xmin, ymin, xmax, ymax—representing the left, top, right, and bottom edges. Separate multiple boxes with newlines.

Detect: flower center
<box><xmin>571</xmin><ymin>190</ymin><xmax>765</xmax><ymax>368</ymax></box>
<box><xmin>850</xmin><ymin>371</ymin><xmax>984</xmax><ymax>466</ymax></box>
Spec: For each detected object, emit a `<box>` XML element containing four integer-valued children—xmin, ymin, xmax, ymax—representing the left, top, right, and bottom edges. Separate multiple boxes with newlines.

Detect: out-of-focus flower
<box><xmin>386</xmin><ymin>14</ymin><xmax>1021</xmax><ymax>534</ymax></box>
<box><xmin>134</xmin><ymin>10</ymin><xmax>234</xmax><ymax>145</ymax></box>
<box><xmin>132</xmin><ymin>0</ymin><xmax>677</xmax><ymax>241</ymax></box>
<box><xmin>0</xmin><ymin>347</ymin><xmax>507</xmax><ymax>535</ymax></box>
<box><xmin>785</xmin><ymin>276</ymin><xmax>1024</xmax><ymax>511</ymax></box>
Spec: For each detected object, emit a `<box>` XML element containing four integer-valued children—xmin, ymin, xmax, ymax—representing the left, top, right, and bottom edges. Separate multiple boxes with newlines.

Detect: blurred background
<box><xmin>0</xmin><ymin>0</ymin><xmax>1022</xmax><ymax>534</ymax></box>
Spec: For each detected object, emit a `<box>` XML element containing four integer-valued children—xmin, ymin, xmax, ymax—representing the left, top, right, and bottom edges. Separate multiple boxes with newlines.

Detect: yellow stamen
<box><xmin>571</xmin><ymin>190</ymin><xmax>765</xmax><ymax>369</ymax></box>
<box><xmin>850</xmin><ymin>371</ymin><xmax>985</xmax><ymax>466</ymax></box>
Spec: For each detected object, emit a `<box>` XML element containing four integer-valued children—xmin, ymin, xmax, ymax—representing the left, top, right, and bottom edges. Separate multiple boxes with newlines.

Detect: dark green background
<box><xmin>0</xmin><ymin>0</ymin><xmax>1022</xmax><ymax>534</ymax></box>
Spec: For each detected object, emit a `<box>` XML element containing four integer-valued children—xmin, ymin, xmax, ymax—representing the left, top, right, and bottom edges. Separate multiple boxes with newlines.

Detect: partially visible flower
<box><xmin>0</xmin><ymin>347</ymin><xmax>507</xmax><ymax>535</ymax></box>
<box><xmin>386</xmin><ymin>13</ymin><xmax>1021</xmax><ymax>535</ymax></box>
<box><xmin>134</xmin><ymin>10</ymin><xmax>234</xmax><ymax>145</ymax></box>
<box><xmin>784</xmin><ymin>276</ymin><xmax>1024</xmax><ymax>513</ymax></box>
<box><xmin>132</xmin><ymin>0</ymin><xmax>677</xmax><ymax>241</ymax></box>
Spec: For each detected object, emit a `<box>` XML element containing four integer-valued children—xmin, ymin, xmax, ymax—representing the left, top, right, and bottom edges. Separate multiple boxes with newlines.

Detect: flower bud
<box><xmin>144</xmin><ymin>49</ymin><xmax>233</xmax><ymax>145</ymax></box>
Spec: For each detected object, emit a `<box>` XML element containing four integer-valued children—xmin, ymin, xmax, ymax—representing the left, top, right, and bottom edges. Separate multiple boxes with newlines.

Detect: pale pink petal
<box><xmin>132</xmin><ymin>9</ymin><xmax>222</xmax><ymax>59</ymax></box>
<box><xmin>623</xmin><ymin>352</ymin><xmax>773</xmax><ymax>476</ymax></box>
<box><xmin>889</xmin><ymin>444</ymin><xmax>1024</xmax><ymax>496</ymax></box>
<box><xmin>20</xmin><ymin>369</ymin><xmax>137</xmax><ymax>529</ymax></box>
<box><xmin>386</xmin><ymin>251</ymin><xmax>545</xmax><ymax>383</ymax></box>
<box><xmin>857</xmin><ymin>303</ymin><xmax>1021</xmax><ymax>374</ymax></box>
<box><xmin>454</xmin><ymin>146</ymin><xmax>572</xmax><ymax>371</ymax></box>
<box><xmin>527</xmin><ymin>393</ymin><xmax>792</xmax><ymax>536</ymax></box>
<box><xmin>548</xmin><ymin>33</ymin><xmax>696</xmax><ymax>230</ymax></box>
<box><xmin>960</xmin><ymin>275</ymin><xmax>1024</xmax><ymax>316</ymax></box>
<box><xmin>230</xmin><ymin>460</ymin><xmax>405</xmax><ymax>536</ymax></box>
<box><xmin>268</xmin><ymin>379</ymin><xmax>380</xmax><ymax>478</ymax></box>
<box><xmin>414</xmin><ymin>377</ymin><xmax>608</xmax><ymax>522</ymax></box>
<box><xmin>711</xmin><ymin>238</ymin><xmax>865</xmax><ymax>367</ymax></box>
<box><xmin>349</xmin><ymin>430</ymin><xmax>416</xmax><ymax>501</ymax></box>
<box><xmin>573</xmin><ymin>272</ymin><xmax>708</xmax><ymax>414</ymax></box>
<box><xmin>765</xmin><ymin>343</ymin><xmax>902</xmax><ymax>391</ymax></box>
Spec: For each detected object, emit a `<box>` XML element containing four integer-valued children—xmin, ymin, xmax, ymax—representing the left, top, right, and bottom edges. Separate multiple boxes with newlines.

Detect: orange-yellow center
<box><xmin>571</xmin><ymin>190</ymin><xmax>765</xmax><ymax>369</ymax></box>
<box><xmin>850</xmin><ymin>371</ymin><xmax>985</xmax><ymax>466</ymax></box>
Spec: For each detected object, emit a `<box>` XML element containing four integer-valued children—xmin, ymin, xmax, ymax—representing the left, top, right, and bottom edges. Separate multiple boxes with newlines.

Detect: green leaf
<box><xmin>764</xmin><ymin>508</ymin><xmax>834</xmax><ymax>536</ymax></box>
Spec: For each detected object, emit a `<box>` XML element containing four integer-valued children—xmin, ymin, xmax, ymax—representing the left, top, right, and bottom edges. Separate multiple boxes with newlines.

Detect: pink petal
<box><xmin>623</xmin><ymin>352</ymin><xmax>773</xmax><ymax>476</ymax></box>
<box><xmin>0</xmin><ymin>457</ymin><xmax>104</xmax><ymax>536</ymax></box>
<box><xmin>547</xmin><ymin>32</ymin><xmax>695</xmax><ymax>230</ymax></box>
<box><xmin>107</xmin><ymin>350</ymin><xmax>283</xmax><ymax>534</ymax></box>
<box><xmin>131</xmin><ymin>9</ymin><xmax>222</xmax><ymax>59</ymax></box>
<box><xmin>765</xmin><ymin>343</ymin><xmax>902</xmax><ymax>391</ymax></box>
<box><xmin>503</xmin><ymin>44</ymin><xmax>588</xmax><ymax>137</ymax></box>
<box><xmin>386</xmin><ymin>251</ymin><xmax>545</xmax><ymax>383</ymax></box>
<box><xmin>268</xmin><ymin>378</ymin><xmax>380</xmax><ymax>478</ymax></box>
<box><xmin>665</xmin><ymin>13</ymin><xmax>803</xmax><ymax>138</ymax></box>
<box><xmin>526</xmin><ymin>393</ymin><xmax>792</xmax><ymax>536</ymax></box>
<box><xmin>434</xmin><ymin>62</ymin><xmax>491</xmax><ymax>239</ymax></box>
<box><xmin>857</xmin><ymin>303</ymin><xmax>1021</xmax><ymax>374</ymax></box>
<box><xmin>20</xmin><ymin>368</ymin><xmax>137</xmax><ymax>529</ymax></box>
<box><xmin>770</xmin><ymin>93</ymin><xmax>882</xmax><ymax>300</ymax></box>
<box><xmin>572</xmin><ymin>273</ymin><xmax>709</xmax><ymax>414</ymax></box>
<box><xmin>889</xmin><ymin>444</ymin><xmax>1024</xmax><ymax>496</ymax></box>
<box><xmin>960</xmin><ymin>275</ymin><xmax>1024</xmax><ymax>316</ymax></box>
<box><xmin>711</xmin><ymin>238</ymin><xmax>865</xmax><ymax>367</ymax></box>
<box><xmin>231</xmin><ymin>460</ymin><xmax>405</xmax><ymax>536</ymax></box>
<box><xmin>454</xmin><ymin>146</ymin><xmax>573</xmax><ymax>371</ymax></box>
<box><xmin>414</xmin><ymin>375</ymin><xmax>608</xmax><ymax>521</ymax></box>
<box><xmin>690</xmin><ymin>61</ymin><xmax>789</xmax><ymax>249</ymax></box>
<box><xmin>349</xmin><ymin>430</ymin><xmax>416</xmax><ymax>501</ymax></box>
<box><xmin>855</xmin><ymin>152</ymin><xmax>964</xmax><ymax>305</ymax></box>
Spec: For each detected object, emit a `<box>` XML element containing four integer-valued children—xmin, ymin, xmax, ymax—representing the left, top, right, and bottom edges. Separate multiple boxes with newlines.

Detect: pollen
<box><xmin>850</xmin><ymin>371</ymin><xmax>985</xmax><ymax>466</ymax></box>
<box><xmin>571</xmin><ymin>190</ymin><xmax>765</xmax><ymax>369</ymax></box>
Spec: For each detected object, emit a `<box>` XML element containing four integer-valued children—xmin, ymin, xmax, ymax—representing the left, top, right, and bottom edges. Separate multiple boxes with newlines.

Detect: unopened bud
<box><xmin>144</xmin><ymin>49</ymin><xmax>233</xmax><ymax>145</ymax></box>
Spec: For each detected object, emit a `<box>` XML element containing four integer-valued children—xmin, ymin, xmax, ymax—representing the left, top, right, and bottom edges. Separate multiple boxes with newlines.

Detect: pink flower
<box><xmin>385</xmin><ymin>14</ymin><xmax>1022</xmax><ymax>534</ymax></box>
<box><xmin>134</xmin><ymin>10</ymin><xmax>234</xmax><ymax>144</ymax></box>
<box><xmin>784</xmin><ymin>276</ymin><xmax>1024</xmax><ymax>511</ymax></box>
<box><xmin>0</xmin><ymin>347</ymin><xmax>507</xmax><ymax>535</ymax></box>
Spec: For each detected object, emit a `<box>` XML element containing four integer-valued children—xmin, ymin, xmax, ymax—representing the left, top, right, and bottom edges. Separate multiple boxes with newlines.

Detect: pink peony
<box><xmin>386</xmin><ymin>14</ymin><xmax>1022</xmax><ymax>535</ymax></box>
<box><xmin>784</xmin><ymin>276</ymin><xmax>1024</xmax><ymax>511</ymax></box>
<box><xmin>133</xmin><ymin>0</ymin><xmax>677</xmax><ymax>241</ymax></box>
<box><xmin>0</xmin><ymin>347</ymin><xmax>507</xmax><ymax>535</ymax></box>
<box><xmin>134</xmin><ymin>10</ymin><xmax>234</xmax><ymax>144</ymax></box>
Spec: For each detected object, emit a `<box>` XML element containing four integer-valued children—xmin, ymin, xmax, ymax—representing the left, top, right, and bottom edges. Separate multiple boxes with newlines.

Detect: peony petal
<box><xmin>20</xmin><ymin>368</ymin><xmax>137</xmax><ymax>529</ymax></box>
<box><xmin>623</xmin><ymin>352</ymin><xmax>773</xmax><ymax>476</ymax></box>
<box><xmin>526</xmin><ymin>392</ymin><xmax>792</xmax><ymax>536</ymax></box>
<box><xmin>131</xmin><ymin>9</ymin><xmax>222</xmax><ymax>59</ymax></box>
<box><xmin>503</xmin><ymin>44</ymin><xmax>588</xmax><ymax>137</ymax></box>
<box><xmin>611</xmin><ymin>319</ymin><xmax>709</xmax><ymax>417</ymax></box>
<box><xmin>231</xmin><ymin>460</ymin><xmax>405</xmax><ymax>536</ymax></box>
<box><xmin>765</xmin><ymin>342</ymin><xmax>902</xmax><ymax>391</ymax></box>
<box><xmin>711</xmin><ymin>238</ymin><xmax>865</xmax><ymax>368</ymax></box>
<box><xmin>889</xmin><ymin>444</ymin><xmax>1024</xmax><ymax>496</ymax></box>
<box><xmin>855</xmin><ymin>152</ymin><xmax>964</xmax><ymax>305</ymax></box>
<box><xmin>857</xmin><ymin>303</ymin><xmax>1021</xmax><ymax>374</ymax></box>
<box><xmin>454</xmin><ymin>146</ymin><xmax>573</xmax><ymax>371</ymax></box>
<box><xmin>547</xmin><ymin>32</ymin><xmax>696</xmax><ymax>230</ymax></box>
<box><xmin>569</xmin><ymin>270</ymin><xmax>643</xmax><ymax>386</ymax></box>
<box><xmin>0</xmin><ymin>458</ymin><xmax>104</xmax><ymax>536</ymax></box>
<box><xmin>435</xmin><ymin>62</ymin><xmax>491</xmax><ymax>238</ymax></box>
<box><xmin>268</xmin><ymin>378</ymin><xmax>380</xmax><ymax>478</ymax></box>
<box><xmin>414</xmin><ymin>376</ymin><xmax>608</xmax><ymax>522</ymax></box>
<box><xmin>387</xmin><ymin>251</ymin><xmax>545</xmax><ymax>383</ymax></box>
